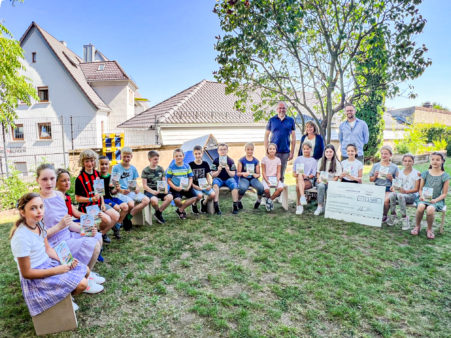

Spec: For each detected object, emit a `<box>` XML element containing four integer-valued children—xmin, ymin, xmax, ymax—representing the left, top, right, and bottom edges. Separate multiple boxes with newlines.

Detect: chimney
<box><xmin>60</xmin><ymin>41</ymin><xmax>67</xmax><ymax>47</ymax></box>
<box><xmin>423</xmin><ymin>101</ymin><xmax>432</xmax><ymax>108</ymax></box>
<box><xmin>83</xmin><ymin>44</ymin><xmax>96</xmax><ymax>62</ymax></box>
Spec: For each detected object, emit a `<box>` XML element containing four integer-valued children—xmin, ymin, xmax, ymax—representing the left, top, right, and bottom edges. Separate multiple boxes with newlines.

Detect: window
<box><xmin>98</xmin><ymin>64</ymin><xmax>105</xmax><ymax>71</ymax></box>
<box><xmin>38</xmin><ymin>123</ymin><xmax>52</xmax><ymax>140</ymax></box>
<box><xmin>11</xmin><ymin>124</ymin><xmax>24</xmax><ymax>141</ymax></box>
<box><xmin>32</xmin><ymin>52</ymin><xmax>36</xmax><ymax>63</ymax></box>
<box><xmin>14</xmin><ymin>162</ymin><xmax>28</xmax><ymax>176</ymax></box>
<box><xmin>37</xmin><ymin>87</ymin><xmax>49</xmax><ymax>102</ymax></box>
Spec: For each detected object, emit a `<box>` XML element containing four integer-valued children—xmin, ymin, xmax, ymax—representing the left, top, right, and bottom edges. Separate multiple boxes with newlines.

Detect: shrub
<box><xmin>447</xmin><ymin>142</ymin><xmax>451</xmax><ymax>157</ymax></box>
<box><xmin>395</xmin><ymin>123</ymin><xmax>450</xmax><ymax>155</ymax></box>
<box><xmin>0</xmin><ymin>168</ymin><xmax>37</xmax><ymax>210</ymax></box>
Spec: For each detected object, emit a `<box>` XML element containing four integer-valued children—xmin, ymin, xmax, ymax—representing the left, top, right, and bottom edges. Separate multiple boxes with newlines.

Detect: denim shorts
<box><xmin>193</xmin><ymin>188</ymin><xmax>215</xmax><ymax>197</ymax></box>
<box><xmin>213</xmin><ymin>177</ymin><xmax>237</xmax><ymax>190</ymax></box>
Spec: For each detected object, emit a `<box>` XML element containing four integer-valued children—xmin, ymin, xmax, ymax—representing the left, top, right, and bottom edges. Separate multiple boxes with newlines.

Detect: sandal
<box><xmin>426</xmin><ymin>230</ymin><xmax>435</xmax><ymax>240</ymax></box>
<box><xmin>411</xmin><ymin>226</ymin><xmax>420</xmax><ymax>236</ymax></box>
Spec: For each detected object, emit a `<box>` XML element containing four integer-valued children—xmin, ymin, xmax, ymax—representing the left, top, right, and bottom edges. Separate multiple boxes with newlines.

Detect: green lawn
<box><xmin>0</xmin><ymin>162</ymin><xmax>450</xmax><ymax>337</ymax></box>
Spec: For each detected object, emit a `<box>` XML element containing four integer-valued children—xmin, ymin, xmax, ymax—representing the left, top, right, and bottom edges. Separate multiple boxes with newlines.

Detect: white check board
<box><xmin>325</xmin><ymin>181</ymin><xmax>386</xmax><ymax>227</ymax></box>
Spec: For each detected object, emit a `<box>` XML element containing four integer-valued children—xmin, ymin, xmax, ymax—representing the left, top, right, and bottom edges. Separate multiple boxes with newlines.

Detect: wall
<box><xmin>414</xmin><ymin>109</ymin><xmax>451</xmax><ymax>126</ymax></box>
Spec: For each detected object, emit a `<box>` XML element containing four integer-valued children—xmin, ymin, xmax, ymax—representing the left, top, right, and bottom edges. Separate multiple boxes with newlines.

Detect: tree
<box><xmin>0</xmin><ymin>23</ymin><xmax>37</xmax><ymax>127</ymax></box>
<box><xmin>214</xmin><ymin>0</ymin><xmax>431</xmax><ymax>143</ymax></box>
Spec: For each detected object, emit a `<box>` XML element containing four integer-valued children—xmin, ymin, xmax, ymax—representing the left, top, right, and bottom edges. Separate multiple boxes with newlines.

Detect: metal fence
<box><xmin>0</xmin><ymin>115</ymin><xmax>98</xmax><ymax>178</ymax></box>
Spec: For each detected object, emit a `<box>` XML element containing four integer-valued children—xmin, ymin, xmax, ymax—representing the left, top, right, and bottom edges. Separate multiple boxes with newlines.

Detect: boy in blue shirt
<box><xmin>112</xmin><ymin>147</ymin><xmax>150</xmax><ymax>230</ymax></box>
<box><xmin>166</xmin><ymin>148</ymin><xmax>198</xmax><ymax>220</ymax></box>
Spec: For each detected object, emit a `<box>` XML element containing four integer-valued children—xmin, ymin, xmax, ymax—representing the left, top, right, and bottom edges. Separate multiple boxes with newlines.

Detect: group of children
<box><xmin>8</xmin><ymin>139</ymin><xmax>449</xmax><ymax>319</ymax></box>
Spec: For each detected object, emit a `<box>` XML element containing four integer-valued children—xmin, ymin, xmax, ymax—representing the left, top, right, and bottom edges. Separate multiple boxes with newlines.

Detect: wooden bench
<box><xmin>406</xmin><ymin>204</ymin><xmax>446</xmax><ymax>234</ymax></box>
<box><xmin>131</xmin><ymin>205</ymin><xmax>153</xmax><ymax>226</ymax></box>
<box><xmin>305</xmin><ymin>187</ymin><xmax>318</xmax><ymax>203</ymax></box>
<box><xmin>32</xmin><ymin>295</ymin><xmax>77</xmax><ymax>335</ymax></box>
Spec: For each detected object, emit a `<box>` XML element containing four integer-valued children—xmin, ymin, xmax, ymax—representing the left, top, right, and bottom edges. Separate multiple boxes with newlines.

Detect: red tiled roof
<box><xmin>118</xmin><ymin>80</ymin><xmax>290</xmax><ymax>129</ymax></box>
<box><xmin>80</xmin><ymin>61</ymin><xmax>129</xmax><ymax>82</ymax></box>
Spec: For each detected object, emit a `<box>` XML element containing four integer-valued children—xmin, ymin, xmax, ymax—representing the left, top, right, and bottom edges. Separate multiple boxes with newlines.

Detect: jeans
<box><xmin>276</xmin><ymin>152</ymin><xmax>290</xmax><ymax>182</ymax></box>
<box><xmin>389</xmin><ymin>192</ymin><xmax>417</xmax><ymax>215</ymax></box>
<box><xmin>316</xmin><ymin>182</ymin><xmax>328</xmax><ymax>205</ymax></box>
<box><xmin>238</xmin><ymin>178</ymin><xmax>264</xmax><ymax>196</ymax></box>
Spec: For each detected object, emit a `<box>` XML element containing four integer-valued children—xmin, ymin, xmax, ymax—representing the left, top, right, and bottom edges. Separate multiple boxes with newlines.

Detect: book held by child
<box><xmin>93</xmin><ymin>178</ymin><xmax>105</xmax><ymax>196</ymax></box>
<box><xmin>54</xmin><ymin>240</ymin><xmax>74</xmax><ymax>265</ymax></box>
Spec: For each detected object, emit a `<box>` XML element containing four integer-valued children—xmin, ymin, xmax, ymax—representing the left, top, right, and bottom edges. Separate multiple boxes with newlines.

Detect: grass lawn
<box><xmin>0</xmin><ymin>161</ymin><xmax>450</xmax><ymax>337</ymax></box>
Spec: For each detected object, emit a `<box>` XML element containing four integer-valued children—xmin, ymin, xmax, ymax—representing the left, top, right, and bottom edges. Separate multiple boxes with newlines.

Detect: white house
<box><xmin>0</xmin><ymin>22</ymin><xmax>148</xmax><ymax>177</ymax></box>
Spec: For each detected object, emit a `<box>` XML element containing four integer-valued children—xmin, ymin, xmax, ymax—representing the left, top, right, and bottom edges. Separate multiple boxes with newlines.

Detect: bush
<box><xmin>417</xmin><ymin>123</ymin><xmax>451</xmax><ymax>143</ymax></box>
<box><xmin>0</xmin><ymin>168</ymin><xmax>36</xmax><ymax>210</ymax></box>
<box><xmin>447</xmin><ymin>142</ymin><xmax>451</xmax><ymax>157</ymax></box>
<box><xmin>395</xmin><ymin>123</ymin><xmax>450</xmax><ymax>155</ymax></box>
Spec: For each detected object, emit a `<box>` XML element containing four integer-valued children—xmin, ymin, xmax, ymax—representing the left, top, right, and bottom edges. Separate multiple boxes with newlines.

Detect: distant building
<box><xmin>0</xmin><ymin>22</ymin><xmax>148</xmax><ymax>176</ymax></box>
<box><xmin>387</xmin><ymin>105</ymin><xmax>451</xmax><ymax>126</ymax></box>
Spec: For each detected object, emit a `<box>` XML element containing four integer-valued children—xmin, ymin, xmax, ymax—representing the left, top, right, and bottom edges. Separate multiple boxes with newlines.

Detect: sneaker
<box><xmin>265</xmin><ymin>198</ymin><xmax>272</xmax><ymax>212</ymax></box>
<box><xmin>401</xmin><ymin>216</ymin><xmax>410</xmax><ymax>230</ymax></box>
<box><xmin>192</xmin><ymin>204</ymin><xmax>200</xmax><ymax>215</ymax></box>
<box><xmin>89</xmin><ymin>271</ymin><xmax>106</xmax><ymax>284</ymax></box>
<box><xmin>200</xmin><ymin>199</ymin><xmax>208</xmax><ymax>213</ymax></box>
<box><xmin>83</xmin><ymin>279</ymin><xmax>104</xmax><ymax>294</ymax></box>
<box><xmin>175</xmin><ymin>208</ymin><xmax>186</xmax><ymax>220</ymax></box>
<box><xmin>214</xmin><ymin>202</ymin><xmax>222</xmax><ymax>215</ymax></box>
<box><xmin>382</xmin><ymin>215</ymin><xmax>388</xmax><ymax>223</ymax></box>
<box><xmin>232</xmin><ymin>203</ymin><xmax>239</xmax><ymax>214</ymax></box>
<box><xmin>314</xmin><ymin>206</ymin><xmax>323</xmax><ymax>216</ymax></box>
<box><xmin>300</xmin><ymin>196</ymin><xmax>307</xmax><ymax>206</ymax></box>
<box><xmin>154</xmin><ymin>210</ymin><xmax>165</xmax><ymax>224</ymax></box>
<box><xmin>102</xmin><ymin>234</ymin><xmax>111</xmax><ymax>244</ymax></box>
<box><xmin>123</xmin><ymin>217</ymin><xmax>132</xmax><ymax>231</ymax></box>
<box><xmin>97</xmin><ymin>251</ymin><xmax>104</xmax><ymax>263</ymax></box>
<box><xmin>270</xmin><ymin>199</ymin><xmax>275</xmax><ymax>211</ymax></box>
<box><xmin>386</xmin><ymin>214</ymin><xmax>396</xmax><ymax>226</ymax></box>
<box><xmin>113</xmin><ymin>225</ymin><xmax>121</xmax><ymax>239</ymax></box>
<box><xmin>72</xmin><ymin>301</ymin><xmax>79</xmax><ymax>312</ymax></box>
<box><xmin>296</xmin><ymin>205</ymin><xmax>304</xmax><ymax>215</ymax></box>
<box><xmin>238</xmin><ymin>201</ymin><xmax>243</xmax><ymax>210</ymax></box>
<box><xmin>254</xmin><ymin>200</ymin><xmax>261</xmax><ymax>209</ymax></box>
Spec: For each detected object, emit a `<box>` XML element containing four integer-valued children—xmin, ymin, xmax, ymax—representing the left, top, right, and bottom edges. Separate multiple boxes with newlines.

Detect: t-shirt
<box><xmin>261</xmin><ymin>156</ymin><xmax>281</xmax><ymax>177</ymax></box>
<box><xmin>399</xmin><ymin>168</ymin><xmax>420</xmax><ymax>192</ymax></box>
<box><xmin>166</xmin><ymin>162</ymin><xmax>193</xmax><ymax>187</ymax></box>
<box><xmin>189</xmin><ymin>161</ymin><xmax>211</xmax><ymax>186</ymax></box>
<box><xmin>302</xmin><ymin>135</ymin><xmax>316</xmax><ymax>152</ymax></box>
<box><xmin>112</xmin><ymin>163</ymin><xmax>139</xmax><ymax>190</ymax></box>
<box><xmin>341</xmin><ymin>159</ymin><xmax>364</xmax><ymax>181</ymax></box>
<box><xmin>293</xmin><ymin>156</ymin><xmax>317</xmax><ymax>176</ymax></box>
<box><xmin>369</xmin><ymin>162</ymin><xmax>399</xmax><ymax>187</ymax></box>
<box><xmin>317</xmin><ymin>158</ymin><xmax>342</xmax><ymax>176</ymax></box>
<box><xmin>212</xmin><ymin>156</ymin><xmax>236</xmax><ymax>181</ymax></box>
<box><xmin>238</xmin><ymin>156</ymin><xmax>260</xmax><ymax>180</ymax></box>
<box><xmin>421</xmin><ymin>170</ymin><xmax>450</xmax><ymax>199</ymax></box>
<box><xmin>100</xmin><ymin>173</ymin><xmax>114</xmax><ymax>199</ymax></box>
<box><xmin>10</xmin><ymin>224</ymin><xmax>48</xmax><ymax>270</ymax></box>
<box><xmin>141</xmin><ymin>165</ymin><xmax>165</xmax><ymax>190</ymax></box>
<box><xmin>266</xmin><ymin>115</ymin><xmax>296</xmax><ymax>153</ymax></box>
<box><xmin>75</xmin><ymin>169</ymin><xmax>102</xmax><ymax>212</ymax></box>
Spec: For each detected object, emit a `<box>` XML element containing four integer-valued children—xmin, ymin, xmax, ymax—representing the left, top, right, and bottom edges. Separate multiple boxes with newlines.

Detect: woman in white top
<box><xmin>314</xmin><ymin>144</ymin><xmax>342</xmax><ymax>215</ymax></box>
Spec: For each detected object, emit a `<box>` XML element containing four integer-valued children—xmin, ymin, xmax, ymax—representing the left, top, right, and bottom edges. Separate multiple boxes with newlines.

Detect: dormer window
<box><xmin>98</xmin><ymin>64</ymin><xmax>105</xmax><ymax>71</ymax></box>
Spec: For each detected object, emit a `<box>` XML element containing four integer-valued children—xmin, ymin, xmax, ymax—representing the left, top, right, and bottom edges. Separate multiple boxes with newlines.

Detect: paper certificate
<box><xmin>54</xmin><ymin>241</ymin><xmax>74</xmax><ymax>265</ymax></box>
<box><xmin>422</xmin><ymin>187</ymin><xmax>433</xmax><ymax>202</ymax></box>
<box><xmin>80</xmin><ymin>214</ymin><xmax>94</xmax><ymax>236</ymax></box>
<box><xmin>157</xmin><ymin>181</ymin><xmax>166</xmax><ymax>193</ymax></box>
<box><xmin>198</xmin><ymin>177</ymin><xmax>209</xmax><ymax>190</ymax></box>
<box><xmin>94</xmin><ymin>178</ymin><xmax>105</xmax><ymax>196</ymax></box>
<box><xmin>246</xmin><ymin>164</ymin><xmax>255</xmax><ymax>174</ymax></box>
<box><xmin>295</xmin><ymin>163</ymin><xmax>305</xmax><ymax>174</ymax></box>
<box><xmin>379</xmin><ymin>166</ymin><xmax>389</xmax><ymax>179</ymax></box>
<box><xmin>325</xmin><ymin>181</ymin><xmax>385</xmax><ymax>227</ymax></box>
<box><xmin>128</xmin><ymin>180</ymin><xmax>137</xmax><ymax>192</ymax></box>
<box><xmin>180</xmin><ymin>177</ymin><xmax>189</xmax><ymax>190</ymax></box>
<box><xmin>268</xmin><ymin>176</ymin><xmax>278</xmax><ymax>187</ymax></box>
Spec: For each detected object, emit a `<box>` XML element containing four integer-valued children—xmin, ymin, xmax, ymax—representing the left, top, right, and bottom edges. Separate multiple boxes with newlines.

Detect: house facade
<box><xmin>0</xmin><ymin>22</ymin><xmax>148</xmax><ymax>177</ymax></box>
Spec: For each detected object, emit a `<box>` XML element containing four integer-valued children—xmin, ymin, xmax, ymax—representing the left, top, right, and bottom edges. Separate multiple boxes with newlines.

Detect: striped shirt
<box><xmin>166</xmin><ymin>162</ymin><xmax>193</xmax><ymax>186</ymax></box>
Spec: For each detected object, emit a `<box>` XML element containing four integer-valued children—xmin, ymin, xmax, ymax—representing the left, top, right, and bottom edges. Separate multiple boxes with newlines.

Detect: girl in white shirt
<box><xmin>387</xmin><ymin>154</ymin><xmax>420</xmax><ymax>229</ymax></box>
<box><xmin>340</xmin><ymin>144</ymin><xmax>363</xmax><ymax>184</ymax></box>
<box><xmin>10</xmin><ymin>193</ymin><xmax>88</xmax><ymax>316</ymax></box>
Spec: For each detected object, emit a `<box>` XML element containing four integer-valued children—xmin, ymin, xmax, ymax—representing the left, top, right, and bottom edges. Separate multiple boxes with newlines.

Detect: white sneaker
<box><xmin>72</xmin><ymin>301</ymin><xmax>79</xmax><ymax>312</ymax></box>
<box><xmin>89</xmin><ymin>271</ymin><xmax>106</xmax><ymax>284</ymax></box>
<box><xmin>300</xmin><ymin>196</ymin><xmax>307</xmax><ymax>206</ymax></box>
<box><xmin>296</xmin><ymin>205</ymin><xmax>304</xmax><ymax>215</ymax></box>
<box><xmin>314</xmin><ymin>206</ymin><xmax>323</xmax><ymax>216</ymax></box>
<box><xmin>386</xmin><ymin>214</ymin><xmax>396</xmax><ymax>226</ymax></box>
<box><xmin>401</xmin><ymin>216</ymin><xmax>410</xmax><ymax>230</ymax></box>
<box><xmin>83</xmin><ymin>279</ymin><xmax>104</xmax><ymax>294</ymax></box>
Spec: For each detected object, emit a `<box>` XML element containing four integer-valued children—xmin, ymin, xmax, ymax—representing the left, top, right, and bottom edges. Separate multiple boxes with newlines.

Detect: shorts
<box><xmin>213</xmin><ymin>177</ymin><xmax>238</xmax><ymax>190</ymax></box>
<box><xmin>170</xmin><ymin>188</ymin><xmax>196</xmax><ymax>200</ymax></box>
<box><xmin>262</xmin><ymin>180</ymin><xmax>285</xmax><ymax>190</ymax></box>
<box><xmin>104</xmin><ymin>197</ymin><xmax>125</xmax><ymax>207</ymax></box>
<box><xmin>193</xmin><ymin>188</ymin><xmax>215</xmax><ymax>197</ymax></box>
<box><xmin>116</xmin><ymin>192</ymin><xmax>147</xmax><ymax>203</ymax></box>
<box><xmin>144</xmin><ymin>191</ymin><xmax>173</xmax><ymax>201</ymax></box>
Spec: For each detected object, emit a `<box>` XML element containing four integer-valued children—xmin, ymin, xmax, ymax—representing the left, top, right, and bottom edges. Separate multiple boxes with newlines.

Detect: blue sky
<box><xmin>1</xmin><ymin>0</ymin><xmax>450</xmax><ymax>110</ymax></box>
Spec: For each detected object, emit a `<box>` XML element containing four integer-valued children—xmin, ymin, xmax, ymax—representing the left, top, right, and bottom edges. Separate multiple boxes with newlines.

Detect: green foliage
<box><xmin>429</xmin><ymin>102</ymin><xmax>449</xmax><ymax>111</ymax></box>
<box><xmin>214</xmin><ymin>0</ymin><xmax>431</xmax><ymax>142</ymax></box>
<box><xmin>0</xmin><ymin>22</ymin><xmax>38</xmax><ymax>127</ymax></box>
<box><xmin>394</xmin><ymin>123</ymin><xmax>449</xmax><ymax>155</ymax></box>
<box><xmin>447</xmin><ymin>142</ymin><xmax>451</xmax><ymax>157</ymax></box>
<box><xmin>416</xmin><ymin>123</ymin><xmax>451</xmax><ymax>143</ymax></box>
<box><xmin>394</xmin><ymin>125</ymin><xmax>427</xmax><ymax>155</ymax></box>
<box><xmin>0</xmin><ymin>167</ymin><xmax>36</xmax><ymax>210</ymax></box>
